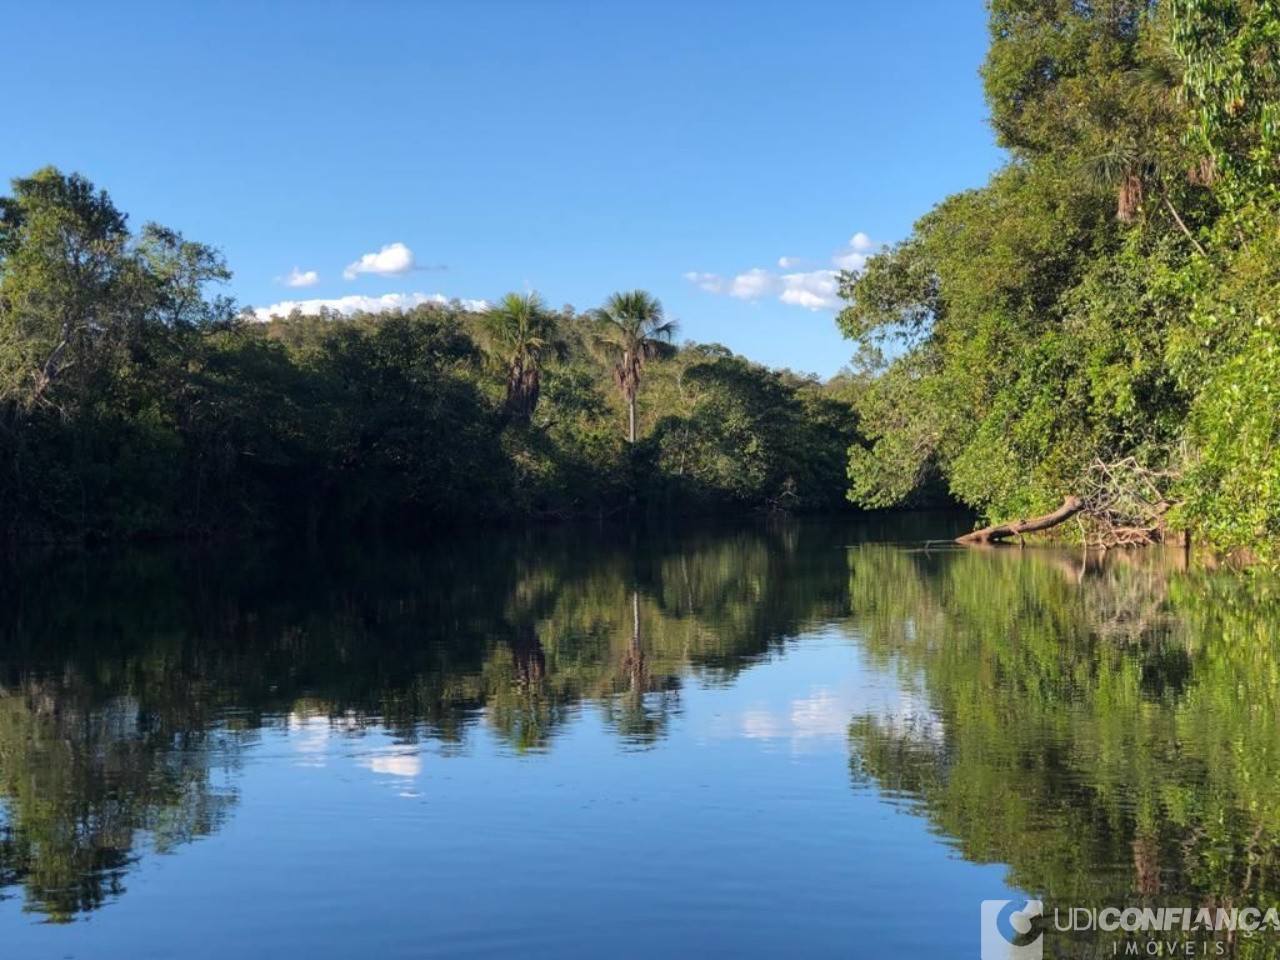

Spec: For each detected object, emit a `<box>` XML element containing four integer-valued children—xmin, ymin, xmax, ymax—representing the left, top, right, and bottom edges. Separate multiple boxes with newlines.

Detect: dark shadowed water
<box><xmin>2</xmin><ymin>517</ymin><xmax>1279</xmax><ymax>959</ymax></box>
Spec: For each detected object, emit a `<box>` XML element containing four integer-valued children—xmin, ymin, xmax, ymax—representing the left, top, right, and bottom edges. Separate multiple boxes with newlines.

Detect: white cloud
<box><xmin>682</xmin><ymin>267</ymin><xmax>842</xmax><ymax>312</ymax></box>
<box><xmin>283</xmin><ymin>267</ymin><xmax>319</xmax><ymax>288</ymax></box>
<box><xmin>359</xmin><ymin>751</ymin><xmax>422</xmax><ymax>779</ymax></box>
<box><xmin>253</xmin><ymin>292</ymin><xmax>487</xmax><ymax>320</ymax></box>
<box><xmin>742</xmin><ymin>708</ymin><xmax>784</xmax><ymax>739</ymax></box>
<box><xmin>832</xmin><ymin>233</ymin><xmax>877</xmax><ymax>272</ymax></box>
<box><xmin>726</xmin><ymin>267</ymin><xmax>774</xmax><ymax>300</ymax></box>
<box><xmin>683</xmin><ymin>267</ymin><xmax>788</xmax><ymax>304</ymax></box>
<box><xmin>285</xmin><ymin>712</ymin><xmax>332</xmax><ymax>765</ymax></box>
<box><xmin>683</xmin><ymin>270</ymin><xmax>724</xmax><ymax>294</ymax></box>
<box><xmin>730</xmin><ymin>684</ymin><xmax>943</xmax><ymax>756</ymax></box>
<box><xmin>789</xmin><ymin>689</ymin><xmax>856</xmax><ymax>740</ymax></box>
<box><xmin>685</xmin><ymin>231</ymin><xmax>880</xmax><ymax>312</ymax></box>
<box><xmin>832</xmin><ymin>251</ymin><xmax>868</xmax><ymax>272</ymax></box>
<box><xmin>779</xmin><ymin>270</ymin><xmax>840</xmax><ymax>310</ymax></box>
<box><xmin>343</xmin><ymin>242</ymin><xmax>416</xmax><ymax>280</ymax></box>
<box><xmin>735</xmin><ymin>687</ymin><xmax>863</xmax><ymax>754</ymax></box>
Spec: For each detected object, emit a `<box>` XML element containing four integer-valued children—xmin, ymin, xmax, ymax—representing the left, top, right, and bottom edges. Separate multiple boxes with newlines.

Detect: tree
<box><xmin>0</xmin><ymin>168</ymin><xmax>239</xmax><ymax>540</ymax></box>
<box><xmin>0</xmin><ymin>167</ymin><xmax>861</xmax><ymax>539</ymax></box>
<box><xmin>835</xmin><ymin>1</ymin><xmax>1242</xmax><ymax>549</ymax></box>
<box><xmin>591</xmin><ymin>290</ymin><xmax>677</xmax><ymax>443</ymax></box>
<box><xmin>0</xmin><ymin>167</ymin><xmax>135</xmax><ymax>419</ymax></box>
<box><xmin>1171</xmin><ymin>0</ymin><xmax>1280</xmax><ymax>205</ymax></box>
<box><xmin>644</xmin><ymin>347</ymin><xmax>859</xmax><ymax>513</ymax></box>
<box><xmin>1163</xmin><ymin>0</ymin><xmax>1280</xmax><ymax>560</ymax></box>
<box><xmin>478</xmin><ymin>291</ymin><xmax>562</xmax><ymax>423</ymax></box>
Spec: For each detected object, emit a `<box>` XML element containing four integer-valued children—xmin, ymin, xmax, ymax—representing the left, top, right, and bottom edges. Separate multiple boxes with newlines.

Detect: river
<box><xmin>2</xmin><ymin>517</ymin><xmax>1277</xmax><ymax>958</ymax></box>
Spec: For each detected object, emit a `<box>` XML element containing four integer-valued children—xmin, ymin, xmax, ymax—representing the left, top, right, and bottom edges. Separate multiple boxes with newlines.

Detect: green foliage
<box><xmin>838</xmin><ymin>0</ymin><xmax>1280</xmax><ymax>562</ymax></box>
<box><xmin>839</xmin><ymin>164</ymin><xmax>1130</xmax><ymax>519</ymax></box>
<box><xmin>1173</xmin><ymin>223</ymin><xmax>1280</xmax><ymax>560</ymax></box>
<box><xmin>477</xmin><ymin>291</ymin><xmax>563</xmax><ymax>423</ymax></box>
<box><xmin>983</xmin><ymin>0</ymin><xmax>1159</xmax><ymax>159</ymax></box>
<box><xmin>0</xmin><ymin>170</ymin><xmax>862</xmax><ymax>540</ymax></box>
<box><xmin>591</xmin><ymin>289</ymin><xmax>678</xmax><ymax>444</ymax></box>
<box><xmin>1172</xmin><ymin>0</ymin><xmax>1280</xmax><ymax>201</ymax></box>
<box><xmin>643</xmin><ymin>347</ymin><xmax>857</xmax><ymax>512</ymax></box>
<box><xmin>1164</xmin><ymin>1</ymin><xmax>1280</xmax><ymax>560</ymax></box>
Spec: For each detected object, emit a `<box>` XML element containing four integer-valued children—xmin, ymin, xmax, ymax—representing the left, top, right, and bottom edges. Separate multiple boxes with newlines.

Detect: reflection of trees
<box><xmin>0</xmin><ymin>520</ymin><xmax>853</xmax><ymax>917</ymax></box>
<box><xmin>844</xmin><ymin>545</ymin><xmax>1280</xmax><ymax>958</ymax></box>
<box><xmin>476</xmin><ymin>525</ymin><xmax>855</xmax><ymax>750</ymax></box>
<box><xmin>0</xmin><ymin>681</ymin><xmax>240</xmax><ymax>922</ymax></box>
<box><xmin>7</xmin><ymin>523</ymin><xmax>1276</xmax><ymax>944</ymax></box>
<box><xmin>603</xmin><ymin>590</ymin><xmax>678</xmax><ymax>745</ymax></box>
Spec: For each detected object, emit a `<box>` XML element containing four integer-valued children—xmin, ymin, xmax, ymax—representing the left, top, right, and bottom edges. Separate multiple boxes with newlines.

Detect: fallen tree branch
<box><xmin>1079</xmin><ymin>457</ymin><xmax>1179</xmax><ymax>549</ymax></box>
<box><xmin>956</xmin><ymin>496</ymin><xmax>1084</xmax><ymax>545</ymax></box>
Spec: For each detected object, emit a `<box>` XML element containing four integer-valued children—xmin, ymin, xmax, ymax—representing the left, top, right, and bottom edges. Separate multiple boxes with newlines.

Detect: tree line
<box><xmin>0</xmin><ymin>168</ymin><xmax>859</xmax><ymax>541</ymax></box>
<box><xmin>837</xmin><ymin>0</ymin><xmax>1280</xmax><ymax>562</ymax></box>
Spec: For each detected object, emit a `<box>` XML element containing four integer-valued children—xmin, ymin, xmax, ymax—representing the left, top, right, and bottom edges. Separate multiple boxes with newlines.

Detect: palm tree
<box><xmin>592</xmin><ymin>290</ymin><xmax>677</xmax><ymax>443</ymax></box>
<box><xmin>478</xmin><ymin>292</ymin><xmax>561</xmax><ymax>423</ymax></box>
<box><xmin>1081</xmin><ymin>55</ymin><xmax>1208</xmax><ymax>255</ymax></box>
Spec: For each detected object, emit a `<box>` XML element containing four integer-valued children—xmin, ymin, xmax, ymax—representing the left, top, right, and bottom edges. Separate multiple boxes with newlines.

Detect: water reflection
<box><xmin>845</xmin><ymin>544</ymin><xmax>1280</xmax><ymax>956</ymax></box>
<box><xmin>0</xmin><ymin>520</ymin><xmax>1277</xmax><ymax>959</ymax></box>
<box><xmin>0</xmin><ymin>521</ymin><xmax>863</xmax><ymax>920</ymax></box>
<box><xmin>0</xmin><ymin>688</ymin><xmax>240</xmax><ymax>920</ymax></box>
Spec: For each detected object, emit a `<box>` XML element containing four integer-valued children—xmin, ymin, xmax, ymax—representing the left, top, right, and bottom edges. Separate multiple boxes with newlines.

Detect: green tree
<box><xmin>0</xmin><ymin>166</ymin><xmax>859</xmax><ymax>540</ymax></box>
<box><xmin>1163</xmin><ymin>0</ymin><xmax>1280</xmax><ymax>560</ymax></box>
<box><xmin>0</xmin><ymin>168</ymin><xmax>137</xmax><ymax>418</ymax></box>
<box><xmin>0</xmin><ymin>168</ymin><xmax>235</xmax><ymax>539</ymax></box>
<box><xmin>478</xmin><ymin>291</ymin><xmax>562</xmax><ymax>423</ymax></box>
<box><xmin>835</xmin><ymin>0</ymin><xmax>1280</xmax><ymax>562</ymax></box>
<box><xmin>1172</xmin><ymin>0</ymin><xmax>1280</xmax><ymax>205</ymax></box>
<box><xmin>591</xmin><ymin>290</ymin><xmax>677</xmax><ymax>443</ymax></box>
<box><xmin>645</xmin><ymin>346</ymin><xmax>858</xmax><ymax>513</ymax></box>
<box><xmin>834</xmin><ymin>0</ymin><xmax>1250</xmax><ymax>552</ymax></box>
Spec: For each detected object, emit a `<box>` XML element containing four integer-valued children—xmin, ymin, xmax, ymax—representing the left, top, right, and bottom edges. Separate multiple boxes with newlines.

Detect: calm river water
<box><xmin>2</xmin><ymin>518</ymin><xmax>1278</xmax><ymax>958</ymax></box>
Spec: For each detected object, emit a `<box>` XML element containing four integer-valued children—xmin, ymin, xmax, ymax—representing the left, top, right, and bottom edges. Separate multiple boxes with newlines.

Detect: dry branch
<box><xmin>956</xmin><ymin>496</ymin><xmax>1085</xmax><ymax>545</ymax></box>
<box><xmin>955</xmin><ymin>457</ymin><xmax>1181</xmax><ymax>550</ymax></box>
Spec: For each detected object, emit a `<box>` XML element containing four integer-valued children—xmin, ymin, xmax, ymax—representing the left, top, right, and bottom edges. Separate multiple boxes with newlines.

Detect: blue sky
<box><xmin>4</xmin><ymin>1</ymin><xmax>1003</xmax><ymax>377</ymax></box>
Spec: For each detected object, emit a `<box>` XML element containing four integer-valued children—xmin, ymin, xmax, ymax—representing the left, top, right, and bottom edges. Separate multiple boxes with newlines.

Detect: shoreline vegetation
<box><xmin>2</xmin><ymin>1</ymin><xmax>1278</xmax><ymax>566</ymax></box>
<box><xmin>841</xmin><ymin>0</ymin><xmax>1280</xmax><ymax>566</ymax></box>
<box><xmin>0</xmin><ymin>172</ymin><xmax>865</xmax><ymax>543</ymax></box>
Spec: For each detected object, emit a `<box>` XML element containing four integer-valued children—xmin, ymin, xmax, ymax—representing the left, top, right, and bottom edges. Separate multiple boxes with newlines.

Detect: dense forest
<box><xmin>3</xmin><ymin>0</ymin><xmax>1279</xmax><ymax>560</ymax></box>
<box><xmin>839</xmin><ymin>0</ymin><xmax>1280</xmax><ymax>561</ymax></box>
<box><xmin>0</xmin><ymin>171</ymin><xmax>858</xmax><ymax>541</ymax></box>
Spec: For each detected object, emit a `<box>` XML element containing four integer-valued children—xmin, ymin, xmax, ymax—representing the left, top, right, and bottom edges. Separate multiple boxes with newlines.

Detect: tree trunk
<box><xmin>627</xmin><ymin>398</ymin><xmax>636</xmax><ymax>444</ymax></box>
<box><xmin>624</xmin><ymin>590</ymin><xmax>645</xmax><ymax>693</ymax></box>
<box><xmin>956</xmin><ymin>496</ymin><xmax>1084</xmax><ymax>545</ymax></box>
